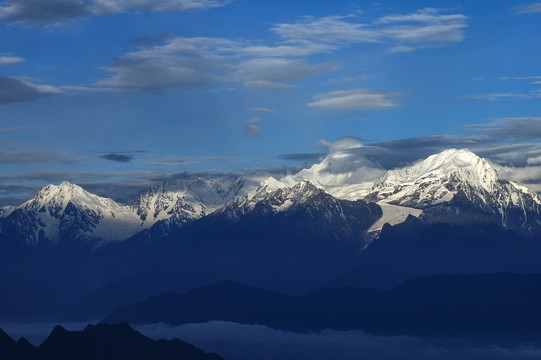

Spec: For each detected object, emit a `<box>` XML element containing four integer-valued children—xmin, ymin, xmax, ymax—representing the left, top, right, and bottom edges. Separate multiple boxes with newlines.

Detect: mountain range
<box><xmin>2</xmin><ymin>147</ymin><xmax>541</xmax><ymax>321</ymax></box>
<box><xmin>0</xmin><ymin>323</ymin><xmax>224</xmax><ymax>360</ymax></box>
<box><xmin>2</xmin><ymin>148</ymin><xmax>539</xmax><ymax>247</ymax></box>
<box><xmin>101</xmin><ymin>274</ymin><xmax>541</xmax><ymax>339</ymax></box>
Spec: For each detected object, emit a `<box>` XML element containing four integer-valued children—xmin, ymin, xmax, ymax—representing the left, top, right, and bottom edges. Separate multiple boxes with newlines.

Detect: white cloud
<box><xmin>244</xmin><ymin>124</ymin><xmax>260</xmax><ymax>135</ymax></box>
<box><xmin>389</xmin><ymin>45</ymin><xmax>416</xmax><ymax>53</ymax></box>
<box><xmin>273</xmin><ymin>15</ymin><xmax>381</xmax><ymax>43</ymax></box>
<box><xmin>90</xmin><ymin>0</ymin><xmax>229</xmax><ymax>15</ymax></box>
<box><xmin>0</xmin><ymin>55</ymin><xmax>25</xmax><ymax>65</ymax></box>
<box><xmin>307</xmin><ymin>89</ymin><xmax>405</xmax><ymax>110</ymax></box>
<box><xmin>455</xmin><ymin>93</ymin><xmax>531</xmax><ymax>101</ymax></box>
<box><xmin>249</xmin><ymin>107</ymin><xmax>274</xmax><ymax>114</ymax></box>
<box><xmin>229</xmin><ymin>58</ymin><xmax>336</xmax><ymax>90</ymax></box>
<box><xmin>135</xmin><ymin>321</ymin><xmax>541</xmax><ymax>360</ymax></box>
<box><xmin>246</xmin><ymin>117</ymin><xmax>261</xmax><ymax>124</ymax></box>
<box><xmin>319</xmin><ymin>136</ymin><xmax>364</xmax><ymax>154</ymax></box>
<box><xmin>515</xmin><ymin>3</ymin><xmax>541</xmax><ymax>14</ymax></box>
<box><xmin>273</xmin><ymin>8</ymin><xmax>468</xmax><ymax>52</ymax></box>
<box><xmin>527</xmin><ymin>156</ymin><xmax>541</xmax><ymax>165</ymax></box>
<box><xmin>377</xmin><ymin>8</ymin><xmax>468</xmax><ymax>24</ymax></box>
<box><xmin>242</xmin><ymin>42</ymin><xmax>336</xmax><ymax>57</ymax></box>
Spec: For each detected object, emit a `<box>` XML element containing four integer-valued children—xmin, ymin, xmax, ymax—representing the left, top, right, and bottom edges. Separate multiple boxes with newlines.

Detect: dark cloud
<box><xmin>129</xmin><ymin>32</ymin><xmax>175</xmax><ymax>46</ymax></box>
<box><xmin>0</xmin><ymin>0</ymin><xmax>86</xmax><ymax>23</ymax></box>
<box><xmin>100</xmin><ymin>153</ymin><xmax>134</xmax><ymax>162</ymax></box>
<box><xmin>95</xmin><ymin>37</ymin><xmax>222</xmax><ymax>92</ymax></box>
<box><xmin>0</xmin><ymin>0</ymin><xmax>231</xmax><ymax>24</ymax></box>
<box><xmin>90</xmin><ymin>0</ymin><xmax>231</xmax><ymax>15</ymax></box>
<box><xmin>0</xmin><ymin>150</ymin><xmax>80</xmax><ymax>164</ymax></box>
<box><xmin>0</xmin><ymin>183</ymin><xmax>44</xmax><ymax>207</ymax></box>
<box><xmin>231</xmin><ymin>58</ymin><xmax>336</xmax><ymax>90</ymax></box>
<box><xmin>0</xmin><ymin>75</ymin><xmax>60</xmax><ymax>105</ymax></box>
<box><xmin>279</xmin><ymin>152</ymin><xmax>325</xmax><ymax>165</ymax></box>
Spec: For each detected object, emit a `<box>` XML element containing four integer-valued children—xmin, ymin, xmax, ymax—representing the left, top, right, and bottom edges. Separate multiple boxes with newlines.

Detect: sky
<box><xmin>0</xmin><ymin>0</ymin><xmax>540</xmax><ymax>206</ymax></box>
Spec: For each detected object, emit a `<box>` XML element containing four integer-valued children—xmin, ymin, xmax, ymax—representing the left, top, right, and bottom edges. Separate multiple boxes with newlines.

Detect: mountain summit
<box><xmin>368</xmin><ymin>148</ymin><xmax>541</xmax><ymax>232</ymax></box>
<box><xmin>0</xmin><ymin>181</ymin><xmax>143</xmax><ymax>246</ymax></box>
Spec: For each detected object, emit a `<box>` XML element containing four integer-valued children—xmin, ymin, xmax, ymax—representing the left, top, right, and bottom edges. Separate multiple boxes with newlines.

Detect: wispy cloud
<box><xmin>0</xmin><ymin>75</ymin><xmax>60</xmax><ymax>105</ymax></box>
<box><xmin>498</xmin><ymin>75</ymin><xmax>541</xmax><ymax>85</ymax></box>
<box><xmin>94</xmin><ymin>36</ymin><xmax>226</xmax><ymax>92</ymax></box>
<box><xmin>249</xmin><ymin>107</ymin><xmax>274</xmax><ymax>114</ymax></box>
<box><xmin>0</xmin><ymin>0</ymin><xmax>230</xmax><ymax>24</ymax></box>
<box><xmin>454</xmin><ymin>93</ymin><xmax>532</xmax><ymax>101</ymax></box>
<box><xmin>244</xmin><ymin>124</ymin><xmax>261</xmax><ymax>135</ymax></box>
<box><xmin>245</xmin><ymin>117</ymin><xmax>261</xmax><ymax>124</ymax></box>
<box><xmin>273</xmin><ymin>8</ymin><xmax>468</xmax><ymax>52</ymax></box>
<box><xmin>307</xmin><ymin>89</ymin><xmax>405</xmax><ymax>110</ymax></box>
<box><xmin>230</xmin><ymin>58</ymin><xmax>336</xmax><ymax>90</ymax></box>
<box><xmin>79</xmin><ymin>7</ymin><xmax>470</xmax><ymax>93</ymax></box>
<box><xmin>241</xmin><ymin>41</ymin><xmax>336</xmax><ymax>57</ymax></box>
<box><xmin>0</xmin><ymin>0</ymin><xmax>87</xmax><ymax>24</ymax></box>
<box><xmin>0</xmin><ymin>55</ymin><xmax>25</xmax><ymax>65</ymax></box>
<box><xmin>0</xmin><ymin>127</ymin><xmax>26</xmax><ymax>134</ymax></box>
<box><xmin>274</xmin><ymin>15</ymin><xmax>381</xmax><ymax>43</ymax></box>
<box><xmin>144</xmin><ymin>155</ymin><xmax>244</xmax><ymax>167</ymax></box>
<box><xmin>515</xmin><ymin>2</ymin><xmax>541</xmax><ymax>14</ymax></box>
<box><xmin>90</xmin><ymin>35</ymin><xmax>338</xmax><ymax>92</ymax></box>
<box><xmin>90</xmin><ymin>0</ymin><xmax>230</xmax><ymax>15</ymax></box>
<box><xmin>0</xmin><ymin>150</ymin><xmax>80</xmax><ymax>164</ymax></box>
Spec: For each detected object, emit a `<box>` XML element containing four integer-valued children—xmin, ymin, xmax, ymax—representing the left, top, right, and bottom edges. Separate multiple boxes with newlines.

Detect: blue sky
<box><xmin>0</xmin><ymin>0</ymin><xmax>540</xmax><ymax>205</ymax></box>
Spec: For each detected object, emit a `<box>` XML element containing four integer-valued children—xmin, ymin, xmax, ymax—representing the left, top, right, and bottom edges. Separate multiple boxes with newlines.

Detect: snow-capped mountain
<box><xmin>367</xmin><ymin>148</ymin><xmax>541</xmax><ymax>232</ymax></box>
<box><xmin>0</xmin><ymin>181</ymin><xmax>143</xmax><ymax>246</ymax></box>
<box><xmin>131</xmin><ymin>176</ymin><xmax>262</xmax><ymax>235</ymax></box>
<box><xmin>3</xmin><ymin>148</ymin><xmax>541</xmax><ymax>247</ymax></box>
<box><xmin>284</xmin><ymin>138</ymin><xmax>385</xmax><ymax>200</ymax></box>
<box><xmin>134</xmin><ymin>178</ymin><xmax>239</xmax><ymax>226</ymax></box>
<box><xmin>212</xmin><ymin>180</ymin><xmax>382</xmax><ymax>246</ymax></box>
<box><xmin>0</xmin><ymin>175</ymin><xmax>266</xmax><ymax>246</ymax></box>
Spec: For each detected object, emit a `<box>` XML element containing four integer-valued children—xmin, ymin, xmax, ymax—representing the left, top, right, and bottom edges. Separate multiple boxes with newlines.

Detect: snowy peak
<box><xmin>370</xmin><ymin>148</ymin><xmax>507</xmax><ymax>205</ymax></box>
<box><xmin>0</xmin><ymin>181</ymin><xmax>144</xmax><ymax>245</ymax></box>
<box><xmin>225</xmin><ymin>180</ymin><xmax>326</xmax><ymax>216</ymax></box>
<box><xmin>24</xmin><ymin>181</ymin><xmax>118</xmax><ymax>216</ymax></box>
<box><xmin>368</xmin><ymin>148</ymin><xmax>541</xmax><ymax>231</ymax></box>
<box><xmin>281</xmin><ymin>138</ymin><xmax>386</xmax><ymax>200</ymax></box>
<box><xmin>132</xmin><ymin>176</ymin><xmax>250</xmax><ymax>227</ymax></box>
<box><xmin>375</xmin><ymin>148</ymin><xmax>498</xmax><ymax>193</ymax></box>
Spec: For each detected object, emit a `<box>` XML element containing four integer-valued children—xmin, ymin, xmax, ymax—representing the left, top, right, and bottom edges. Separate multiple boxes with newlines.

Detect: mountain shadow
<box><xmin>102</xmin><ymin>274</ymin><xmax>541</xmax><ymax>340</ymax></box>
<box><xmin>0</xmin><ymin>323</ymin><xmax>224</xmax><ymax>360</ymax></box>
